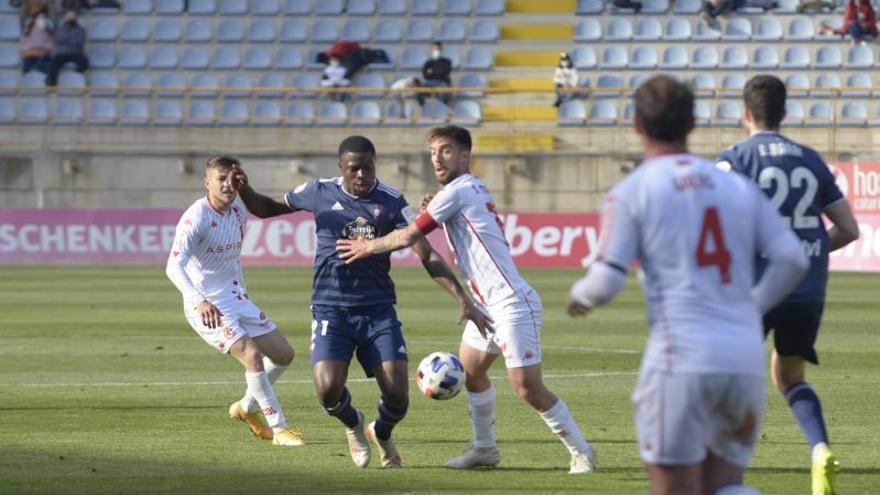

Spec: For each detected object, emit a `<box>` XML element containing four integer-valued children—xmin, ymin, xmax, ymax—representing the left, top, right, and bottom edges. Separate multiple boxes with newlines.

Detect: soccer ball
<box><xmin>416</xmin><ymin>351</ymin><xmax>465</xmax><ymax>400</ymax></box>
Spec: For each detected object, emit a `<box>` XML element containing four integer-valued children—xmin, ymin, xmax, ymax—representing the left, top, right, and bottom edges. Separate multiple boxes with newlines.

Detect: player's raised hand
<box><xmin>459</xmin><ymin>302</ymin><xmax>494</xmax><ymax>338</ymax></box>
<box><xmin>419</xmin><ymin>194</ymin><xmax>434</xmax><ymax>212</ymax></box>
<box><xmin>197</xmin><ymin>300</ymin><xmax>224</xmax><ymax>328</ymax></box>
<box><xmin>227</xmin><ymin>165</ymin><xmax>249</xmax><ymax>191</ymax></box>
<box><xmin>336</xmin><ymin>237</ymin><xmax>373</xmax><ymax>264</ymax></box>
<box><xmin>566</xmin><ymin>300</ymin><xmax>593</xmax><ymax>317</ymax></box>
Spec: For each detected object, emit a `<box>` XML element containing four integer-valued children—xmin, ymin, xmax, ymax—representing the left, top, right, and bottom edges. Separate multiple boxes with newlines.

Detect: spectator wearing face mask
<box><xmin>45</xmin><ymin>10</ymin><xmax>88</xmax><ymax>86</ymax></box>
<box><xmin>421</xmin><ymin>41</ymin><xmax>452</xmax><ymax>105</ymax></box>
<box><xmin>17</xmin><ymin>1</ymin><xmax>53</xmax><ymax>74</ymax></box>
<box><xmin>553</xmin><ymin>52</ymin><xmax>579</xmax><ymax>108</ymax></box>
<box><xmin>320</xmin><ymin>56</ymin><xmax>351</xmax><ymax>101</ymax></box>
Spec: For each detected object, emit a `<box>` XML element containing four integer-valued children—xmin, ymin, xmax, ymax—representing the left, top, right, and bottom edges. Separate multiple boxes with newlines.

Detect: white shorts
<box><xmin>631</xmin><ymin>368</ymin><xmax>766</xmax><ymax>468</ymax></box>
<box><xmin>461</xmin><ymin>289</ymin><xmax>543</xmax><ymax>369</ymax></box>
<box><xmin>183</xmin><ymin>298</ymin><xmax>277</xmax><ymax>354</ymax></box>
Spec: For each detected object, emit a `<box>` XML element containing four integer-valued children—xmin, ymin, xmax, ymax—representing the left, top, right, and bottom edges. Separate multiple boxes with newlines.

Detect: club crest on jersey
<box><xmin>342</xmin><ymin>216</ymin><xmax>377</xmax><ymax>240</ymax></box>
<box><xmin>371</xmin><ymin>205</ymin><xmax>382</xmax><ymax>219</ymax></box>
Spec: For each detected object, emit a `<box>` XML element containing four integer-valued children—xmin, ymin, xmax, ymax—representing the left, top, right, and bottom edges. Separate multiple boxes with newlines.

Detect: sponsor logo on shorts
<box><xmin>222</xmin><ymin>326</ymin><xmax>235</xmax><ymax>339</ymax></box>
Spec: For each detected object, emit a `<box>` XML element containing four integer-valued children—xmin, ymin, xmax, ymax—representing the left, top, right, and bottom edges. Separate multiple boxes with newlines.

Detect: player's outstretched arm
<box><xmin>336</xmin><ymin>223</ymin><xmax>423</xmax><ymax>263</ymax></box>
<box><xmin>824</xmin><ymin>199</ymin><xmax>860</xmax><ymax>252</ymax></box>
<box><xmin>228</xmin><ymin>166</ymin><xmax>293</xmax><ymax>218</ymax></box>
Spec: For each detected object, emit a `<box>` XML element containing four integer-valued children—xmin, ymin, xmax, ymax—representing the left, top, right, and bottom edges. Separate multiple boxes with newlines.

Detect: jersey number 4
<box><xmin>696</xmin><ymin>207</ymin><xmax>732</xmax><ymax>284</ymax></box>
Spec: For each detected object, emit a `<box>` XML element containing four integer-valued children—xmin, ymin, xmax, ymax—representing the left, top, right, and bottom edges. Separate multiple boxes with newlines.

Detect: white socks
<box><xmin>539</xmin><ymin>399</ymin><xmax>592</xmax><ymax>456</ymax></box>
<box><xmin>241</xmin><ymin>357</ymin><xmax>288</xmax><ymax>413</ymax></box>
<box><xmin>468</xmin><ymin>386</ymin><xmax>497</xmax><ymax>448</ymax></box>
<box><xmin>244</xmin><ymin>370</ymin><xmax>287</xmax><ymax>432</ymax></box>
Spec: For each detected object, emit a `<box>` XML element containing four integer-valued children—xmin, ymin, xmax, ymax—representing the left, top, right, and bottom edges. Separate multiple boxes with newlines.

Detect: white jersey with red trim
<box><xmin>598</xmin><ymin>154</ymin><xmax>790</xmax><ymax>376</ymax></box>
<box><xmin>166</xmin><ymin>197</ymin><xmax>248</xmax><ymax>308</ymax></box>
<box><xmin>415</xmin><ymin>173</ymin><xmax>533</xmax><ymax>306</ymax></box>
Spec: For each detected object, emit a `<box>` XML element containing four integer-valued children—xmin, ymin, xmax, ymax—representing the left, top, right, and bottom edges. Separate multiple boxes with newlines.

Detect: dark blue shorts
<box><xmin>310</xmin><ymin>304</ymin><xmax>407</xmax><ymax>377</ymax></box>
<box><xmin>763</xmin><ymin>301</ymin><xmax>824</xmax><ymax>365</ymax></box>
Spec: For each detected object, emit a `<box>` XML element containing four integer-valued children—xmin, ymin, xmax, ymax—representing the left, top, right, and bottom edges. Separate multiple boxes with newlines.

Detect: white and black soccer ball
<box><xmin>416</xmin><ymin>351</ymin><xmax>465</xmax><ymax>400</ymax></box>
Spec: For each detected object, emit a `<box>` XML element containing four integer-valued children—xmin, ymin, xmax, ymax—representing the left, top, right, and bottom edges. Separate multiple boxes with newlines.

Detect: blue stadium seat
<box><xmin>156</xmin><ymin>0</ymin><xmax>184</xmax><ymax>14</ymax></box>
<box><xmin>191</xmin><ymin>73</ymin><xmax>219</xmax><ymax>97</ymax></box>
<box><xmin>248</xmin><ymin>19</ymin><xmax>276</xmax><ymax>43</ymax></box>
<box><xmin>401</xmin><ymin>47</ymin><xmax>427</xmax><ymax>69</ymax></box>
<box><xmin>351</xmin><ymin>100</ymin><xmax>382</xmax><ymax>125</ymax></box>
<box><xmin>452</xmin><ymin>100</ymin><xmax>482</xmax><ymax>125</ymax></box>
<box><xmin>20</xmin><ymin>71</ymin><xmax>46</xmax><ymax>94</ymax></box>
<box><xmin>252</xmin><ymin>100</ymin><xmax>282</xmax><ymax>126</ymax></box>
<box><xmin>442</xmin><ymin>47</ymin><xmax>461</xmax><ymax>69</ymax></box>
<box><xmin>188</xmin><ymin>0</ymin><xmax>217</xmax><ymax>15</ymax></box>
<box><xmin>693</xmin><ymin>20</ymin><xmax>721</xmax><ymax>40</ymax></box>
<box><xmin>374</xmin><ymin>20</ymin><xmax>403</xmax><ymax>42</ymax></box>
<box><xmin>723</xmin><ymin>17</ymin><xmax>751</xmax><ymax>40</ymax></box>
<box><xmin>470</xmin><ymin>19</ymin><xmax>500</xmax><ymax>42</ymax></box>
<box><xmin>181</xmin><ymin>47</ymin><xmax>210</xmax><ymax>69</ymax></box>
<box><xmin>660</xmin><ymin>45</ymin><xmax>689</xmax><ymax>69</ymax></box>
<box><xmin>124</xmin><ymin>0</ymin><xmax>153</xmax><ymax>14</ymax></box>
<box><xmin>570</xmin><ymin>46</ymin><xmax>597</xmax><ymax>69</ymax></box>
<box><xmin>157</xmin><ymin>73</ymin><xmax>186</xmax><ymax>96</ymax></box>
<box><xmin>122</xmin><ymin>73</ymin><xmax>151</xmax><ymax>96</ymax></box>
<box><xmin>88</xmin><ymin>19</ymin><xmax>117</xmax><ymax>41</ymax></box>
<box><xmin>348</xmin><ymin>0</ymin><xmax>376</xmax><ymax>14</ymax></box>
<box><xmin>622</xmin><ymin>101</ymin><xmax>635</xmax><ymax>121</ymax></box>
<box><xmin>280</xmin><ymin>20</ymin><xmax>307</xmax><ymax>43</ymax></box>
<box><xmin>318</xmin><ymin>101</ymin><xmax>348</xmax><ymax>126</ymax></box>
<box><xmin>54</xmin><ymin>99</ymin><xmax>84</xmax><ymax>125</ymax></box>
<box><xmin>0</xmin><ymin>97</ymin><xmax>14</xmax><ymax>123</ymax></box>
<box><xmin>463</xmin><ymin>46</ymin><xmax>493</xmax><ymax>70</ymax></box>
<box><xmin>713</xmin><ymin>101</ymin><xmax>741</xmax><ymax>127</ymax></box>
<box><xmin>153</xmin><ymin>19</ymin><xmax>182</xmax><ymax>42</ymax></box>
<box><xmin>187</xmin><ymin>101</ymin><xmax>216</xmax><ymax>126</ymax></box>
<box><xmin>813</xmin><ymin>73</ymin><xmax>841</xmax><ymax>97</ymax></box>
<box><xmin>635</xmin><ymin>18</ymin><xmax>662</xmax><ymax>40</ymax></box>
<box><xmin>459</xmin><ymin>73</ymin><xmax>487</xmax><ymax>98</ymax></box>
<box><xmin>283</xmin><ymin>0</ymin><xmax>310</xmax><ymax>14</ymax></box>
<box><xmin>185</xmin><ymin>19</ymin><xmax>213</xmax><ymax>42</ymax></box>
<box><xmin>343</xmin><ymin>19</ymin><xmax>371</xmax><ymax>42</ymax></box>
<box><xmin>119</xmin><ymin>46</ymin><xmax>148</xmax><ymax>69</ymax></box>
<box><xmin>0</xmin><ymin>45</ymin><xmax>17</xmax><ymax>68</ymax></box>
<box><xmin>406</xmin><ymin>19</ymin><xmax>434</xmax><ymax>42</ymax></box>
<box><xmin>306</xmin><ymin>48</ymin><xmax>326</xmax><ymax>69</ymax></box>
<box><xmin>418</xmin><ymin>101</ymin><xmax>449</xmax><ymax>125</ymax></box>
<box><xmin>119</xmin><ymin>99</ymin><xmax>149</xmax><ymax>125</ymax></box>
<box><xmin>311</xmin><ymin>19</ymin><xmax>339</xmax><ymax>43</ymax></box>
<box><xmin>286</xmin><ymin>102</ymin><xmax>315</xmax><ymax>125</ymax></box>
<box><xmin>446</xmin><ymin>0</ymin><xmax>472</xmax><ymax>15</ymax></box>
<box><xmin>600</xmin><ymin>46</ymin><xmax>628</xmax><ymax>69</ymax></box>
<box><xmin>694</xmin><ymin>100</ymin><xmax>711</xmax><ymax>126</ymax></box>
<box><xmin>627</xmin><ymin>74</ymin><xmax>648</xmax><ymax>96</ymax></box>
<box><xmin>752</xmin><ymin>45</ymin><xmax>779</xmax><ymax>69</ymax></box>
<box><xmin>244</xmin><ymin>47</ymin><xmax>272</xmax><ymax>70</ymax></box>
<box><xmin>57</xmin><ymin>72</ymin><xmax>86</xmax><ymax>95</ymax></box>
<box><xmin>213</xmin><ymin>46</ymin><xmax>241</xmax><ymax>69</ymax></box>
<box><xmin>576</xmin><ymin>0</ymin><xmax>603</xmax><ymax>14</ymax></box>
<box><xmin>225</xmin><ymin>73</ymin><xmax>253</xmax><ymax>98</ymax></box>
<box><xmin>0</xmin><ymin>72</ymin><xmax>14</xmax><ymax>95</ymax></box>
<box><xmin>720</xmin><ymin>73</ymin><xmax>745</xmax><ymax>98</ymax></box>
<box><xmin>252</xmin><ymin>0</ymin><xmax>281</xmax><ymax>15</ymax></box>
<box><xmin>640</xmin><ymin>0</ymin><xmax>668</xmax><ymax>13</ymax></box>
<box><xmin>720</xmin><ymin>46</ymin><xmax>747</xmax><ymax>69</ymax></box>
<box><xmin>354</xmin><ymin>73</ymin><xmax>385</xmax><ymax>99</ymax></box>
<box><xmin>19</xmin><ymin>99</ymin><xmax>48</xmax><ymax>124</ymax></box>
<box><xmin>630</xmin><ymin>46</ymin><xmax>657</xmax><ymax>69</ymax></box>
<box><xmin>378</xmin><ymin>0</ymin><xmax>407</xmax><ymax>14</ymax></box>
<box><xmin>476</xmin><ymin>0</ymin><xmax>505</xmax><ymax>15</ymax></box>
<box><xmin>784</xmin><ymin>101</ymin><xmax>805</xmax><ymax>125</ymax></box>
<box><xmin>664</xmin><ymin>17</ymin><xmax>691</xmax><ymax>40</ymax></box>
<box><xmin>844</xmin><ymin>73</ymin><xmax>873</xmax><ymax>97</ymax></box>
<box><xmin>774</xmin><ymin>0</ymin><xmax>799</xmax><ymax>13</ymax></box>
<box><xmin>219</xmin><ymin>0</ymin><xmax>248</xmax><ymax>15</ymax></box>
<box><xmin>673</xmin><ymin>0</ymin><xmax>700</xmax><ymax>13</ymax></box>
<box><xmin>259</xmin><ymin>73</ymin><xmax>285</xmax><ymax>98</ymax></box>
<box><xmin>805</xmin><ymin>102</ymin><xmax>831</xmax><ymax>127</ymax></box>
<box><xmin>784</xmin><ymin>73</ymin><xmax>809</xmax><ymax>98</ymax></box>
<box><xmin>154</xmin><ymin>100</ymin><xmax>183</xmax><ymax>126</ymax></box>
<box><xmin>149</xmin><ymin>46</ymin><xmax>178</xmax><ymax>69</ymax></box>
<box><xmin>575</xmin><ymin>19</ymin><xmax>602</xmax><ymax>41</ymax></box>
<box><xmin>606</xmin><ymin>18</ymin><xmax>633</xmax><ymax>41</ymax></box>
<box><xmin>216</xmin><ymin>19</ymin><xmax>245</xmax><ymax>43</ymax></box>
<box><xmin>412</xmin><ymin>0</ymin><xmax>439</xmax><ymax>15</ymax></box>
<box><xmin>846</xmin><ymin>44</ymin><xmax>873</xmax><ymax>69</ymax></box>
<box><xmin>589</xmin><ymin>100</ymin><xmax>618</xmax><ymax>126</ymax></box>
<box><xmin>816</xmin><ymin>18</ymin><xmax>843</xmax><ymax>40</ymax></box>
<box><xmin>292</xmin><ymin>73</ymin><xmax>319</xmax><ymax>98</ymax></box>
<box><xmin>815</xmin><ymin>46</ymin><xmax>842</xmax><ymax>68</ymax></box>
<box><xmin>87</xmin><ymin>98</ymin><xmax>117</xmax><ymax>125</ymax></box>
<box><xmin>438</xmin><ymin>19</ymin><xmax>466</xmax><ymax>42</ymax></box>
<box><xmin>384</xmin><ymin>101</ymin><xmax>415</xmax><ymax>125</ymax></box>
<box><xmin>594</xmin><ymin>74</ymin><xmax>623</xmax><ymax>98</ymax></box>
<box><xmin>754</xmin><ymin>18</ymin><xmax>782</xmax><ymax>41</ymax></box>
<box><xmin>121</xmin><ymin>18</ymin><xmax>150</xmax><ymax>41</ymax></box>
<box><xmin>691</xmin><ymin>73</ymin><xmax>716</xmax><ymax>97</ymax></box>
<box><xmin>782</xmin><ymin>46</ymin><xmax>811</xmax><ymax>69</ymax></box>
<box><xmin>787</xmin><ymin>17</ymin><xmax>814</xmax><ymax>40</ymax></box>
<box><xmin>557</xmin><ymin>100</ymin><xmax>586</xmax><ymax>126</ymax></box>
<box><xmin>219</xmin><ymin>101</ymin><xmax>249</xmax><ymax>126</ymax></box>
<box><xmin>315</xmin><ymin>0</ymin><xmax>345</xmax><ymax>15</ymax></box>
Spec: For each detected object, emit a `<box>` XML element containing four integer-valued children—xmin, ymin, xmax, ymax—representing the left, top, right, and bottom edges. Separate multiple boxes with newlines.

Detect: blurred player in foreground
<box><xmin>337</xmin><ymin>126</ymin><xmax>598</xmax><ymax>474</ymax></box>
<box><xmin>166</xmin><ymin>155</ymin><xmax>304</xmax><ymax>446</ymax></box>
<box><xmin>567</xmin><ymin>75</ymin><xmax>809</xmax><ymax>494</ymax></box>
<box><xmin>717</xmin><ymin>75</ymin><xmax>860</xmax><ymax>495</ymax></box>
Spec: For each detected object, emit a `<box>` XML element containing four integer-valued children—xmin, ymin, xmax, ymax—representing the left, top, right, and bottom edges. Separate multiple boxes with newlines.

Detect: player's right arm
<box><xmin>165</xmin><ymin>211</ymin><xmax>224</xmax><ymax>329</ymax></box>
<box><xmin>824</xmin><ymin>199</ymin><xmax>859</xmax><ymax>251</ymax></box>
<box><xmin>229</xmin><ymin>166</ymin><xmax>295</xmax><ymax>218</ymax></box>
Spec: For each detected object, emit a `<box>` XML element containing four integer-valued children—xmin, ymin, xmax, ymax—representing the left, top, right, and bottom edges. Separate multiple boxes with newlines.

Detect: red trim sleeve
<box><xmin>414</xmin><ymin>212</ymin><xmax>439</xmax><ymax>235</ymax></box>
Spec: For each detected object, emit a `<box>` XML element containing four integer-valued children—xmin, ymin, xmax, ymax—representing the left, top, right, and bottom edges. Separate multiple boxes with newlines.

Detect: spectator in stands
<box><xmin>797</xmin><ymin>0</ymin><xmax>835</xmax><ymax>12</ymax></box>
<box><xmin>553</xmin><ymin>51</ymin><xmax>579</xmax><ymax>108</ymax></box>
<box><xmin>17</xmin><ymin>1</ymin><xmax>53</xmax><ymax>74</ymax></box>
<box><xmin>391</xmin><ymin>76</ymin><xmax>422</xmax><ymax>109</ymax></box>
<box><xmin>320</xmin><ymin>56</ymin><xmax>351</xmax><ymax>101</ymax></box>
<box><xmin>45</xmin><ymin>10</ymin><xmax>88</xmax><ymax>86</ymax></box>
<box><xmin>819</xmin><ymin>0</ymin><xmax>878</xmax><ymax>43</ymax></box>
<box><xmin>421</xmin><ymin>41</ymin><xmax>453</xmax><ymax>106</ymax></box>
<box><xmin>13</xmin><ymin>0</ymin><xmax>56</xmax><ymax>27</ymax></box>
<box><xmin>701</xmin><ymin>0</ymin><xmax>744</xmax><ymax>25</ymax></box>
<box><xmin>612</xmin><ymin>0</ymin><xmax>642</xmax><ymax>12</ymax></box>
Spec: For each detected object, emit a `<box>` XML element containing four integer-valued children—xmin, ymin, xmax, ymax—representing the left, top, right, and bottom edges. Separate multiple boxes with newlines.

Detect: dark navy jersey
<box><xmin>284</xmin><ymin>177</ymin><xmax>412</xmax><ymax>307</ymax></box>
<box><xmin>717</xmin><ymin>132</ymin><xmax>844</xmax><ymax>302</ymax></box>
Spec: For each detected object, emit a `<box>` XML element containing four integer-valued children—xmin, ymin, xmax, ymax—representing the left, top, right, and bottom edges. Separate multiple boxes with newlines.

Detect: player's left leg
<box><xmin>368</xmin><ymin>359</ymin><xmax>409</xmax><ymax>468</ymax></box>
<box><xmin>645</xmin><ymin>463</ymin><xmax>702</xmax><ymax>495</ymax></box>
<box><xmin>236</xmin><ymin>330</ymin><xmax>295</xmax><ymax>420</ymax></box>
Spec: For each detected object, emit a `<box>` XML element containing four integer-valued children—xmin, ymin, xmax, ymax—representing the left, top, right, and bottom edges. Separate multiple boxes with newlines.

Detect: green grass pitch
<box><xmin>1</xmin><ymin>267</ymin><xmax>878</xmax><ymax>494</ymax></box>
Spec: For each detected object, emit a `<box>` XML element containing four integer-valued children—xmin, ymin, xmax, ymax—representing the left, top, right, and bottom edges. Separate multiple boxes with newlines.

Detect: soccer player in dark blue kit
<box><xmin>230</xmin><ymin>135</ymin><xmax>491</xmax><ymax>469</ymax></box>
<box><xmin>716</xmin><ymin>75</ymin><xmax>860</xmax><ymax>495</ymax></box>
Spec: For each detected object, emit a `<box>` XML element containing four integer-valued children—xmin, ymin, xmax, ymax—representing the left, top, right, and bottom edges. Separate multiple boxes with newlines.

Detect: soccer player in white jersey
<box><xmin>166</xmin><ymin>155</ymin><xmax>304</xmax><ymax>447</ymax></box>
<box><xmin>337</xmin><ymin>126</ymin><xmax>598</xmax><ymax>474</ymax></box>
<box><xmin>567</xmin><ymin>75</ymin><xmax>809</xmax><ymax>495</ymax></box>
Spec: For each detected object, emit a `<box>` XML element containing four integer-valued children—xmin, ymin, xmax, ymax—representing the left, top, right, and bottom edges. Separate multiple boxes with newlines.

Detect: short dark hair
<box><xmin>432</xmin><ymin>41</ymin><xmax>443</xmax><ymax>48</ymax></box>
<box><xmin>634</xmin><ymin>75</ymin><xmax>695</xmax><ymax>143</ymax></box>
<box><xmin>743</xmin><ymin>75</ymin><xmax>786</xmax><ymax>129</ymax></box>
<box><xmin>206</xmin><ymin>155</ymin><xmax>240</xmax><ymax>171</ymax></box>
<box><xmin>338</xmin><ymin>135</ymin><xmax>376</xmax><ymax>157</ymax></box>
<box><xmin>427</xmin><ymin>125</ymin><xmax>472</xmax><ymax>151</ymax></box>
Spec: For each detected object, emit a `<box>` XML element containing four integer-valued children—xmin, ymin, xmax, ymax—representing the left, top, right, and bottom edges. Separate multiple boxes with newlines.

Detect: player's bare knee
<box><xmin>272</xmin><ymin>345</ymin><xmax>294</xmax><ymax>366</ymax></box>
<box><xmin>465</xmin><ymin>371</ymin><xmax>491</xmax><ymax>392</ymax></box>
